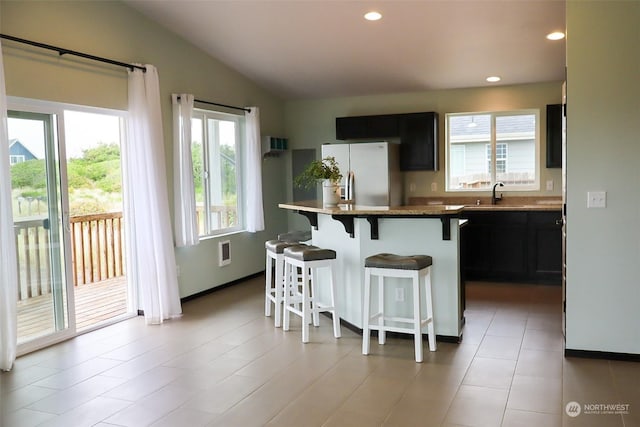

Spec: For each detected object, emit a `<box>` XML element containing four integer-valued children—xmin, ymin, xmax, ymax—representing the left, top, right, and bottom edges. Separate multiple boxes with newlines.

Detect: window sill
<box><xmin>198</xmin><ymin>228</ymin><xmax>245</xmax><ymax>242</ymax></box>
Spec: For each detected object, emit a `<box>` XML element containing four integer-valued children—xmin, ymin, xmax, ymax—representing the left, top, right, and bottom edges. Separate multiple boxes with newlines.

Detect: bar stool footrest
<box><xmin>368</xmin><ymin>315</ymin><xmax>432</xmax><ymax>325</ymax></box>
<box><xmin>368</xmin><ymin>324</ymin><xmax>430</xmax><ymax>335</ymax></box>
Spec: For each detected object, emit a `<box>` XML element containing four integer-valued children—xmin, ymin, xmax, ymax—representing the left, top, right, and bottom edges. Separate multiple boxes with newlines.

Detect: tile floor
<box><xmin>1</xmin><ymin>277</ymin><xmax>638</xmax><ymax>427</ymax></box>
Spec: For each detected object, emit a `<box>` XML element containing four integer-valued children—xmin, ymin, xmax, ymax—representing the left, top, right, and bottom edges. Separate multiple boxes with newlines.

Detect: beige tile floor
<box><xmin>1</xmin><ymin>277</ymin><xmax>638</xmax><ymax>427</ymax></box>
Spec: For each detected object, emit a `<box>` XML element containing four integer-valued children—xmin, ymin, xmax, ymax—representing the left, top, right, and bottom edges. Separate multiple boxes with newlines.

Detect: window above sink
<box><xmin>445</xmin><ymin>110</ymin><xmax>540</xmax><ymax>192</ymax></box>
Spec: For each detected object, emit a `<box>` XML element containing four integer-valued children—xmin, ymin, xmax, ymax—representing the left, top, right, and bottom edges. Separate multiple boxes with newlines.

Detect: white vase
<box><xmin>322</xmin><ymin>180</ymin><xmax>341</xmax><ymax>207</ymax></box>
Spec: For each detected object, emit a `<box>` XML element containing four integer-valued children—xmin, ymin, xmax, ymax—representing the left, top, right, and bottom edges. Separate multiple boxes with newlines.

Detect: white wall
<box><xmin>565</xmin><ymin>1</ymin><xmax>640</xmax><ymax>353</ymax></box>
<box><xmin>1</xmin><ymin>1</ymin><xmax>289</xmax><ymax>298</ymax></box>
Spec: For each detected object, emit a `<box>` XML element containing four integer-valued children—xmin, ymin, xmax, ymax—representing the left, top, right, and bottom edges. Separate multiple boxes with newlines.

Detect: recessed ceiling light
<box><xmin>486</xmin><ymin>76</ymin><xmax>501</xmax><ymax>83</ymax></box>
<box><xmin>364</xmin><ymin>11</ymin><xmax>382</xmax><ymax>21</ymax></box>
<box><xmin>546</xmin><ymin>31</ymin><xmax>566</xmax><ymax>41</ymax></box>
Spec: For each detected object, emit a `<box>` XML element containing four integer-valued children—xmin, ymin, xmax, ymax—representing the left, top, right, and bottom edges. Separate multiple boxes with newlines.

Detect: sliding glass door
<box><xmin>8</xmin><ymin>99</ymin><xmax>134</xmax><ymax>354</ymax></box>
<box><xmin>9</xmin><ymin>111</ymin><xmax>72</xmax><ymax>350</ymax></box>
<box><xmin>62</xmin><ymin>109</ymin><xmax>131</xmax><ymax>331</ymax></box>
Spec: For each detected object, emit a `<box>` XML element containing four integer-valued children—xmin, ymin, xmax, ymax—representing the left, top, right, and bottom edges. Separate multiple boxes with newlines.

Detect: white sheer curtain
<box><xmin>0</xmin><ymin>43</ymin><xmax>18</xmax><ymax>371</ymax></box>
<box><xmin>244</xmin><ymin>107</ymin><xmax>264</xmax><ymax>232</ymax></box>
<box><xmin>125</xmin><ymin>64</ymin><xmax>182</xmax><ymax>324</ymax></box>
<box><xmin>172</xmin><ymin>93</ymin><xmax>198</xmax><ymax>247</ymax></box>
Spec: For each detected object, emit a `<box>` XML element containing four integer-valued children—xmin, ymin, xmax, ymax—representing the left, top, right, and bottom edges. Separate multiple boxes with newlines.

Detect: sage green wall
<box><xmin>1</xmin><ymin>0</ymin><xmax>289</xmax><ymax>298</ymax></box>
<box><xmin>565</xmin><ymin>1</ymin><xmax>640</xmax><ymax>353</ymax></box>
<box><xmin>284</xmin><ymin>82</ymin><xmax>563</xmax><ymax>230</ymax></box>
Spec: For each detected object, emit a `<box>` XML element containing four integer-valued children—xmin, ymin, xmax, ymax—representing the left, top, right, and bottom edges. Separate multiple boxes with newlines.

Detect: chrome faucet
<box><xmin>491</xmin><ymin>182</ymin><xmax>504</xmax><ymax>205</ymax></box>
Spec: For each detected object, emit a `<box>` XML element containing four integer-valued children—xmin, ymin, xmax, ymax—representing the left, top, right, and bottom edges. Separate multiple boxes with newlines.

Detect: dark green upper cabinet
<box><xmin>546</xmin><ymin>104</ymin><xmax>563</xmax><ymax>168</ymax></box>
<box><xmin>335</xmin><ymin>111</ymin><xmax>439</xmax><ymax>171</ymax></box>
<box><xmin>398</xmin><ymin>112</ymin><xmax>439</xmax><ymax>171</ymax></box>
<box><xmin>335</xmin><ymin>114</ymin><xmax>399</xmax><ymax>140</ymax></box>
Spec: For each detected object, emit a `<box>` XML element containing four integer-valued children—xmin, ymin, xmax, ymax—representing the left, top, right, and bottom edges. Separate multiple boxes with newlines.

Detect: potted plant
<box><xmin>294</xmin><ymin>156</ymin><xmax>343</xmax><ymax>206</ymax></box>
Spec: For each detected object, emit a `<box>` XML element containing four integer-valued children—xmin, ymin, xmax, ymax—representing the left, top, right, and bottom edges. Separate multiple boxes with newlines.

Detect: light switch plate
<box><xmin>587</xmin><ymin>191</ymin><xmax>606</xmax><ymax>208</ymax></box>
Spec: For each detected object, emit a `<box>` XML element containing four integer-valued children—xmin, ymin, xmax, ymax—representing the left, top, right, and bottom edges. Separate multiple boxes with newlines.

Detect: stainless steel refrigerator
<box><xmin>321</xmin><ymin>141</ymin><xmax>403</xmax><ymax>206</ymax></box>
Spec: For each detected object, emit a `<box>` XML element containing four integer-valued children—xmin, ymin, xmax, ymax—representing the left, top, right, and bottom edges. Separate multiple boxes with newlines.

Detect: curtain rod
<box><xmin>192</xmin><ymin>98</ymin><xmax>251</xmax><ymax>113</ymax></box>
<box><xmin>0</xmin><ymin>33</ymin><xmax>146</xmax><ymax>72</ymax></box>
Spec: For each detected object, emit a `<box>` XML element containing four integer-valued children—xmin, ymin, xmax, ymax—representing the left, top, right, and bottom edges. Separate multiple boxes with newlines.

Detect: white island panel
<box><xmin>311</xmin><ymin>215</ymin><xmax>462</xmax><ymax>339</ymax></box>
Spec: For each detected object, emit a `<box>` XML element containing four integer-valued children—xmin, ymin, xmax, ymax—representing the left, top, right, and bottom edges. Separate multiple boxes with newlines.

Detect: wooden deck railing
<box><xmin>70</xmin><ymin>212</ymin><xmax>125</xmax><ymax>287</ymax></box>
<box><xmin>14</xmin><ymin>219</ymin><xmax>51</xmax><ymax>300</ymax></box>
<box><xmin>14</xmin><ymin>212</ymin><xmax>125</xmax><ymax>301</ymax></box>
<box><xmin>195</xmin><ymin>204</ymin><xmax>237</xmax><ymax>234</ymax></box>
<box><xmin>14</xmin><ymin>206</ymin><xmax>237</xmax><ymax>301</ymax></box>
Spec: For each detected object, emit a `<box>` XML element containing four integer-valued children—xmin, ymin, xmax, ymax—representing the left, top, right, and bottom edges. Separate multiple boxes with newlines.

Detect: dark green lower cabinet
<box><xmin>462</xmin><ymin>211</ymin><xmax>562</xmax><ymax>284</ymax></box>
<box><xmin>527</xmin><ymin>212</ymin><xmax>563</xmax><ymax>282</ymax></box>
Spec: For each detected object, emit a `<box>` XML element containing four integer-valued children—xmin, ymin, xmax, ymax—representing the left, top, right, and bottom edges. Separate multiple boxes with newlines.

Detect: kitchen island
<box><xmin>278</xmin><ymin>201</ymin><xmax>465</xmax><ymax>341</ymax></box>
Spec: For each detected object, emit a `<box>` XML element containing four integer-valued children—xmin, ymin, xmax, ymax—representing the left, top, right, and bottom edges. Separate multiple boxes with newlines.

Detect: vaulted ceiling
<box><xmin>125</xmin><ymin>0</ymin><xmax>566</xmax><ymax>100</ymax></box>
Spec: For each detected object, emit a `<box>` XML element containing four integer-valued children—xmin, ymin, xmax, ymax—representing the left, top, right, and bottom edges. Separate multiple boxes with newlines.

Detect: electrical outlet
<box><xmin>409</xmin><ymin>182</ymin><xmax>416</xmax><ymax>192</ymax></box>
<box><xmin>546</xmin><ymin>180</ymin><xmax>554</xmax><ymax>191</ymax></box>
<box><xmin>587</xmin><ymin>191</ymin><xmax>606</xmax><ymax>208</ymax></box>
<box><xmin>431</xmin><ymin>182</ymin><xmax>438</xmax><ymax>192</ymax></box>
<box><xmin>395</xmin><ymin>287</ymin><xmax>405</xmax><ymax>302</ymax></box>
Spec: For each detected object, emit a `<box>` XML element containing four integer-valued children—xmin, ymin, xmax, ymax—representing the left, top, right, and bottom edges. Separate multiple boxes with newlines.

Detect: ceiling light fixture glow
<box><xmin>364</xmin><ymin>11</ymin><xmax>382</xmax><ymax>21</ymax></box>
<box><xmin>486</xmin><ymin>76</ymin><xmax>501</xmax><ymax>83</ymax></box>
<box><xmin>546</xmin><ymin>31</ymin><xmax>566</xmax><ymax>41</ymax></box>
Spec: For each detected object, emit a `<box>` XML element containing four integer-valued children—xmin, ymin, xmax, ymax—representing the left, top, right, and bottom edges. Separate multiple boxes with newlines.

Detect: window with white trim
<box><xmin>446</xmin><ymin>110</ymin><xmax>539</xmax><ymax>191</ymax></box>
<box><xmin>9</xmin><ymin>155</ymin><xmax>25</xmax><ymax>165</ymax></box>
<box><xmin>191</xmin><ymin>109</ymin><xmax>244</xmax><ymax>236</ymax></box>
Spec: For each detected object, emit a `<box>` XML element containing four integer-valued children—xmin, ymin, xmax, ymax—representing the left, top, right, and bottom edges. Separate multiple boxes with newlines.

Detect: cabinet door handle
<box><xmin>555</xmin><ymin>218</ymin><xmax>565</xmax><ymax>226</ymax></box>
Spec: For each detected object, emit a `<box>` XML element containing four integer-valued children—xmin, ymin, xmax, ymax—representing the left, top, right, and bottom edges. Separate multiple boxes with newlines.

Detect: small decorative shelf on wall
<box><xmin>262</xmin><ymin>136</ymin><xmax>288</xmax><ymax>157</ymax></box>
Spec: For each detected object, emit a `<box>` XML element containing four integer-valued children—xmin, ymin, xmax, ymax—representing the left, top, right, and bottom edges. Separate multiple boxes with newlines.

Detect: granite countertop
<box><xmin>462</xmin><ymin>203</ymin><xmax>562</xmax><ymax>212</ymax></box>
<box><xmin>278</xmin><ymin>200</ymin><xmax>465</xmax><ymax>216</ymax></box>
<box><xmin>408</xmin><ymin>196</ymin><xmax>563</xmax><ymax>212</ymax></box>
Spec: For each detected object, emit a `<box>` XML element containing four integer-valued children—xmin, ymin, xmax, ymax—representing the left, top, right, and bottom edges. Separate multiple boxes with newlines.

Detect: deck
<box><xmin>17</xmin><ymin>276</ymin><xmax>129</xmax><ymax>343</ymax></box>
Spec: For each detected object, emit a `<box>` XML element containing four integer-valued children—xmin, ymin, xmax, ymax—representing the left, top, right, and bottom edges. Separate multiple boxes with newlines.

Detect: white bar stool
<box><xmin>265</xmin><ymin>240</ymin><xmax>303</xmax><ymax>327</ymax></box>
<box><xmin>283</xmin><ymin>245</ymin><xmax>341</xmax><ymax>343</ymax></box>
<box><xmin>362</xmin><ymin>253</ymin><xmax>436</xmax><ymax>363</ymax></box>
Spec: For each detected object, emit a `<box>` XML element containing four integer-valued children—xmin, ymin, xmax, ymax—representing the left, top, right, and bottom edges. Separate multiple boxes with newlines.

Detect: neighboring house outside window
<box><xmin>446</xmin><ymin>110</ymin><xmax>539</xmax><ymax>191</ymax></box>
<box><xmin>9</xmin><ymin>138</ymin><xmax>38</xmax><ymax>165</ymax></box>
<box><xmin>191</xmin><ymin>109</ymin><xmax>244</xmax><ymax>237</ymax></box>
<box><xmin>450</xmin><ymin>144</ymin><xmax>466</xmax><ymax>179</ymax></box>
<box><xmin>487</xmin><ymin>143</ymin><xmax>507</xmax><ymax>174</ymax></box>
